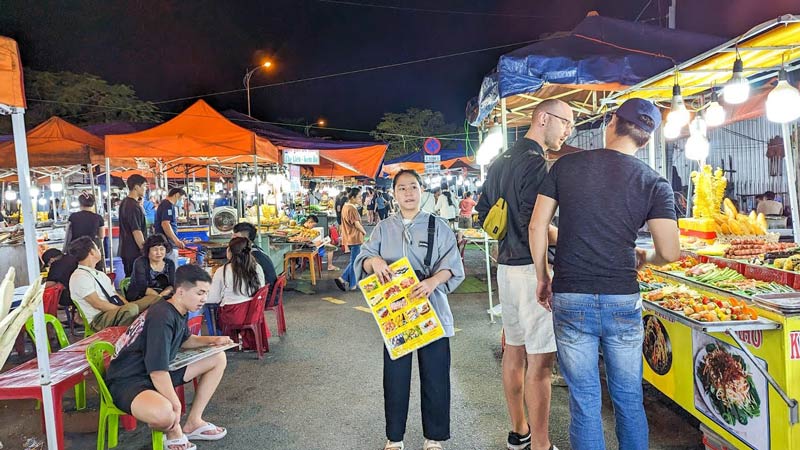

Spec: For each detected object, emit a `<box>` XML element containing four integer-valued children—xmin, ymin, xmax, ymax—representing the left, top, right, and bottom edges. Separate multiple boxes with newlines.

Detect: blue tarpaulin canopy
<box><xmin>468</xmin><ymin>13</ymin><xmax>726</xmax><ymax>127</ymax></box>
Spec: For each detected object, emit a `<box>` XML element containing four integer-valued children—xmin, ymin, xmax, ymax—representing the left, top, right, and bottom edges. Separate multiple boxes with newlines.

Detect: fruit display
<box><xmin>724</xmin><ymin>239</ymin><xmax>795</xmax><ymax>259</ymax></box>
<box><xmin>711</xmin><ymin>211</ymin><xmax>769</xmax><ymax>236</ymax></box>
<box><xmin>690</xmin><ymin>165</ymin><xmax>727</xmax><ymax>219</ymax></box>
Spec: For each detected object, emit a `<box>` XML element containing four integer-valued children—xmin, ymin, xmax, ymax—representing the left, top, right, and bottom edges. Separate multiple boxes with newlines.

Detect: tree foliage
<box><xmin>371</xmin><ymin>108</ymin><xmax>459</xmax><ymax>160</ymax></box>
<box><xmin>0</xmin><ymin>69</ymin><xmax>160</xmax><ymax>133</ymax></box>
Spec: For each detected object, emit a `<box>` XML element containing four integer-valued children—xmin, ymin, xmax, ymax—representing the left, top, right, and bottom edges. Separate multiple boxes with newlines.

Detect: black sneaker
<box><xmin>507</xmin><ymin>429</ymin><xmax>531</xmax><ymax>450</ymax></box>
<box><xmin>334</xmin><ymin>278</ymin><xmax>347</xmax><ymax>292</ymax></box>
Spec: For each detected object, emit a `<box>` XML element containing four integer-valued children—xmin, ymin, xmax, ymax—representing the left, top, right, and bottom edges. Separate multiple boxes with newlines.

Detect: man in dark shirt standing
<box><xmin>531</xmin><ymin>98</ymin><xmax>680</xmax><ymax>450</ymax></box>
<box><xmin>118</xmin><ymin>174</ymin><xmax>149</xmax><ymax>277</ymax></box>
<box><xmin>156</xmin><ymin>188</ymin><xmax>187</xmax><ymax>264</ymax></box>
<box><xmin>106</xmin><ymin>264</ymin><xmax>232</xmax><ymax>447</ymax></box>
<box><xmin>476</xmin><ymin>99</ymin><xmax>569</xmax><ymax>450</ymax></box>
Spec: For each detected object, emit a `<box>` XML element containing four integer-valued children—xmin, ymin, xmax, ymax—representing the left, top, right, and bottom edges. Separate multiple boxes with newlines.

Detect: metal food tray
<box><xmin>654</xmin><ymin>269</ymin><xmax>780</xmax><ymax>301</ymax></box>
<box><xmin>642</xmin><ymin>299</ymin><xmax>781</xmax><ymax>332</ymax></box>
<box><xmin>752</xmin><ymin>293</ymin><xmax>800</xmax><ymax>313</ymax></box>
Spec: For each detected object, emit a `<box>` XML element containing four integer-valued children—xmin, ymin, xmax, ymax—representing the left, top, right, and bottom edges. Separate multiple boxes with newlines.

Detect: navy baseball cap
<box><xmin>615</xmin><ymin>98</ymin><xmax>661</xmax><ymax>133</ymax></box>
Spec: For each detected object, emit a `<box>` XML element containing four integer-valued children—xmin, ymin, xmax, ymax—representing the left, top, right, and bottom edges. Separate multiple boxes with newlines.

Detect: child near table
<box><xmin>106</xmin><ymin>265</ymin><xmax>233</xmax><ymax>450</ymax></box>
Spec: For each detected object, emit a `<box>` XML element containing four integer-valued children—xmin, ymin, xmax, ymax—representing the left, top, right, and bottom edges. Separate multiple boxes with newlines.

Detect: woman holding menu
<box><xmin>355</xmin><ymin>169</ymin><xmax>465</xmax><ymax>450</ymax></box>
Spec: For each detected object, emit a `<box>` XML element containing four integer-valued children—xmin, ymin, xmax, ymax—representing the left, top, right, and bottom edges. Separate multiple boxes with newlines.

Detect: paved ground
<box><xmin>0</xmin><ymin>246</ymin><xmax>703</xmax><ymax>450</ymax></box>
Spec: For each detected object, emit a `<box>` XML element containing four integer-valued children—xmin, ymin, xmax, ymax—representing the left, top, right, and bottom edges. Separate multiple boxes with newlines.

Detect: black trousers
<box><xmin>384</xmin><ymin>337</ymin><xmax>451</xmax><ymax>442</ymax></box>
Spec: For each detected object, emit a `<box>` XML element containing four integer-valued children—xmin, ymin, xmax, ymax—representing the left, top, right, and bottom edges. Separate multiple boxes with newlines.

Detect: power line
<box><xmin>26</xmin><ymin>98</ymin><xmax>476</xmax><ymax>142</ymax></box>
<box><xmin>151</xmin><ymin>37</ymin><xmax>542</xmax><ymax>105</ymax></box>
<box><xmin>316</xmin><ymin>0</ymin><xmax>556</xmax><ymax>19</ymax></box>
<box><xmin>634</xmin><ymin>0</ymin><xmax>654</xmax><ymax>22</ymax></box>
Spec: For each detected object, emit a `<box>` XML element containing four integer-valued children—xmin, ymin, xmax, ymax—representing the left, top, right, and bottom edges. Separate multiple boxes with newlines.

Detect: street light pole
<box><xmin>243</xmin><ymin>61</ymin><xmax>272</xmax><ymax>117</ymax></box>
<box><xmin>304</xmin><ymin>119</ymin><xmax>326</xmax><ymax>136</ymax></box>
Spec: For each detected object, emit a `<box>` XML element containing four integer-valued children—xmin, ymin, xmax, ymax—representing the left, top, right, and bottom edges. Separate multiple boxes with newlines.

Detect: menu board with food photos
<box><xmin>359</xmin><ymin>257</ymin><xmax>445</xmax><ymax>360</ymax></box>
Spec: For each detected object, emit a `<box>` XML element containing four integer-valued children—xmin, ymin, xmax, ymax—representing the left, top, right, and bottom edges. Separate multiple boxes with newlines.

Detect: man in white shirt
<box><xmin>68</xmin><ymin>236</ymin><xmax>160</xmax><ymax>332</ymax></box>
<box><xmin>756</xmin><ymin>191</ymin><xmax>783</xmax><ymax>216</ymax></box>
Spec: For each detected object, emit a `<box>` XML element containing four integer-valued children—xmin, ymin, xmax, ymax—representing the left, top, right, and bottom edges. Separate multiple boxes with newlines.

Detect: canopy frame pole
<box><xmin>206</xmin><ymin>168</ymin><xmax>212</xmax><ymax>240</ymax></box>
<box><xmin>500</xmin><ymin>98</ymin><xmax>509</xmax><ymax>152</ymax></box>
<box><xmin>648</xmin><ymin>134</ymin><xmax>657</xmax><ymax>172</ymax></box>
<box><xmin>481</xmin><ymin>162</ymin><xmax>495</xmax><ymax>324</ymax></box>
<box><xmin>781</xmin><ymin>123</ymin><xmax>800</xmax><ymax>241</ymax></box>
<box><xmin>10</xmin><ymin>108</ymin><xmax>59</xmax><ymax>450</ymax></box>
<box><xmin>235</xmin><ymin>164</ymin><xmax>242</xmax><ymax>219</ymax></box>
<box><xmin>254</xmin><ymin>156</ymin><xmax>262</xmax><ymax>243</ymax></box>
<box><xmin>105</xmin><ymin>158</ymin><xmax>113</xmax><ymax>274</ymax></box>
<box><xmin>88</xmin><ymin>163</ymin><xmax>105</xmax><ymax>267</ymax></box>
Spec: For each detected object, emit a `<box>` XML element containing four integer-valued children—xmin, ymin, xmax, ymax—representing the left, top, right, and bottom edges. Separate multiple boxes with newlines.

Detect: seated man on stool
<box><xmin>303</xmin><ymin>214</ymin><xmax>339</xmax><ymax>271</ymax></box>
<box><xmin>107</xmin><ymin>264</ymin><xmax>233</xmax><ymax>449</ymax></box>
<box><xmin>68</xmin><ymin>236</ymin><xmax>161</xmax><ymax>332</ymax></box>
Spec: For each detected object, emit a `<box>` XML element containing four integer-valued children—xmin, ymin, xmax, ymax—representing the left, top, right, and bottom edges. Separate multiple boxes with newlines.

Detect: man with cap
<box><xmin>529</xmin><ymin>98</ymin><xmax>680</xmax><ymax>450</ymax></box>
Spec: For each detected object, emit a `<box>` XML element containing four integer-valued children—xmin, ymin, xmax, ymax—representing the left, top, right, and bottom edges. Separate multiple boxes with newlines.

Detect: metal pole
<box><xmin>11</xmin><ymin>110</ymin><xmax>59</xmax><ymax>450</ymax></box>
<box><xmin>88</xmin><ymin>164</ymin><xmax>105</xmax><ymax>266</ymax></box>
<box><xmin>235</xmin><ymin>164</ymin><xmax>242</xmax><ymax>219</ymax></box>
<box><xmin>481</xmin><ymin>162</ymin><xmax>495</xmax><ymax>324</ymax></box>
<box><xmin>648</xmin><ymin>135</ymin><xmax>657</xmax><ymax>171</ymax></box>
<box><xmin>781</xmin><ymin>123</ymin><xmax>800</xmax><ymax>241</ymax></box>
<box><xmin>500</xmin><ymin>98</ymin><xmax>509</xmax><ymax>152</ymax></box>
<box><xmin>667</xmin><ymin>0</ymin><xmax>676</xmax><ymax>29</ymax></box>
<box><xmin>105</xmin><ymin>158</ymin><xmax>113</xmax><ymax>274</ymax></box>
<box><xmin>254</xmin><ymin>156</ymin><xmax>262</xmax><ymax>243</ymax></box>
<box><xmin>206</xmin><ymin>168</ymin><xmax>212</xmax><ymax>240</ymax></box>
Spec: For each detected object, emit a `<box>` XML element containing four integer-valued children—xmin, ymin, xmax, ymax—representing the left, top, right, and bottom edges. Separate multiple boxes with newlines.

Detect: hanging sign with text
<box><xmin>283</xmin><ymin>149</ymin><xmax>320</xmax><ymax>165</ymax></box>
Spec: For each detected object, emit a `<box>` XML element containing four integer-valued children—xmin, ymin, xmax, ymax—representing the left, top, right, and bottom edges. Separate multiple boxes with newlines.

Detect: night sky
<box><xmin>1</xmin><ymin>0</ymin><xmax>796</xmax><ymax>139</ymax></box>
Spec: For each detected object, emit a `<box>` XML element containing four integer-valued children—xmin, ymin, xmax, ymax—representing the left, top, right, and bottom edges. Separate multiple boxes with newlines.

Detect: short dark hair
<box><xmin>393</xmin><ymin>169</ymin><xmax>423</xmax><ymax>189</ymax></box>
<box><xmin>346</xmin><ymin>187</ymin><xmax>360</xmax><ymax>200</ymax></box>
<box><xmin>78</xmin><ymin>192</ymin><xmax>96</xmax><ymax>208</ymax></box>
<box><xmin>42</xmin><ymin>248</ymin><xmax>63</xmax><ymax>266</ymax></box>
<box><xmin>232</xmin><ymin>222</ymin><xmax>257</xmax><ymax>242</ymax></box>
<box><xmin>304</xmin><ymin>214</ymin><xmax>319</xmax><ymax>225</ymax></box>
<box><xmin>168</xmin><ymin>188</ymin><xmax>187</xmax><ymax>197</ymax></box>
<box><xmin>765</xmin><ymin>191</ymin><xmax>776</xmax><ymax>200</ymax></box>
<box><xmin>143</xmin><ymin>233</ymin><xmax>172</xmax><ymax>256</ymax></box>
<box><xmin>613</xmin><ymin>115</ymin><xmax>651</xmax><ymax>148</ymax></box>
<box><xmin>68</xmin><ymin>236</ymin><xmax>97</xmax><ymax>261</ymax></box>
<box><xmin>175</xmin><ymin>264</ymin><xmax>211</xmax><ymax>289</ymax></box>
<box><xmin>126</xmin><ymin>174</ymin><xmax>147</xmax><ymax>191</ymax></box>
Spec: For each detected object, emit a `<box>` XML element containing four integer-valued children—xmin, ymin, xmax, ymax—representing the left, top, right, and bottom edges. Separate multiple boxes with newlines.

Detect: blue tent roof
<box><xmin>383</xmin><ymin>146</ymin><xmax>469</xmax><ymax>165</ymax></box>
<box><xmin>468</xmin><ymin>14</ymin><xmax>726</xmax><ymax>125</ymax></box>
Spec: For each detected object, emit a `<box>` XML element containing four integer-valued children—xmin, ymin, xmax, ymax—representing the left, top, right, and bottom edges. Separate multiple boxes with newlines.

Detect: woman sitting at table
<box><xmin>207</xmin><ymin>237</ymin><xmax>266</xmax><ymax>350</ymax></box>
<box><xmin>127</xmin><ymin>234</ymin><xmax>176</xmax><ymax>301</ymax></box>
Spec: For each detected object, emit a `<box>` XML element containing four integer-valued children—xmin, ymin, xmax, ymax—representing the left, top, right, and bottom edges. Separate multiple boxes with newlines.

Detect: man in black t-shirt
<box><xmin>118</xmin><ymin>175</ymin><xmax>148</xmax><ymax>277</ymax></box>
<box><xmin>530</xmin><ymin>98</ymin><xmax>680</xmax><ymax>450</ymax></box>
<box><xmin>107</xmin><ymin>265</ymin><xmax>232</xmax><ymax>447</ymax></box>
<box><xmin>156</xmin><ymin>188</ymin><xmax>187</xmax><ymax>264</ymax></box>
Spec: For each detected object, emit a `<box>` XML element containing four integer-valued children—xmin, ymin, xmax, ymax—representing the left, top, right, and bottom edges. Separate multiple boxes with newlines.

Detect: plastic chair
<box><xmin>42</xmin><ymin>283</ymin><xmax>64</xmax><ymax>316</ymax></box>
<box><xmin>222</xmin><ymin>285</ymin><xmax>271</xmax><ymax>359</ymax></box>
<box><xmin>72</xmin><ymin>300</ymin><xmax>96</xmax><ymax>338</ymax></box>
<box><xmin>85</xmin><ymin>341</ymin><xmax>164</xmax><ymax>450</ymax></box>
<box><xmin>202</xmin><ymin>304</ymin><xmax>223</xmax><ymax>336</ymax></box>
<box><xmin>187</xmin><ymin>314</ymin><xmax>203</xmax><ymax>335</ymax></box>
<box><xmin>24</xmin><ymin>314</ymin><xmax>86</xmax><ymax>411</ymax></box>
<box><xmin>265</xmin><ymin>274</ymin><xmax>287</xmax><ymax>336</ymax></box>
<box><xmin>119</xmin><ymin>278</ymin><xmax>131</xmax><ymax>300</ymax></box>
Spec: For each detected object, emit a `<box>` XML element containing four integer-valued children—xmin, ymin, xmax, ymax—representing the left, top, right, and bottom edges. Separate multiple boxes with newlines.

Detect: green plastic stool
<box><xmin>72</xmin><ymin>300</ymin><xmax>95</xmax><ymax>338</ymax></box>
<box><xmin>24</xmin><ymin>314</ymin><xmax>87</xmax><ymax>410</ymax></box>
<box><xmin>119</xmin><ymin>277</ymin><xmax>131</xmax><ymax>300</ymax></box>
<box><xmin>86</xmin><ymin>341</ymin><xmax>164</xmax><ymax>450</ymax></box>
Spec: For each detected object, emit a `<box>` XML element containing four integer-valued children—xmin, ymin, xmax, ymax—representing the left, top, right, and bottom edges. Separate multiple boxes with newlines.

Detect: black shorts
<box><xmin>108</xmin><ymin>366</ymin><xmax>187</xmax><ymax>414</ymax></box>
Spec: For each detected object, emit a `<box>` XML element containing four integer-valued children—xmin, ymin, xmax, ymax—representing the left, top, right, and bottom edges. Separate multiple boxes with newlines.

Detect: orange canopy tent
<box><xmin>0</xmin><ymin>36</ymin><xmax>25</xmax><ymax>109</ymax></box>
<box><xmin>105</xmin><ymin>100</ymin><xmax>279</xmax><ymax>164</ymax></box>
<box><xmin>0</xmin><ymin>116</ymin><xmax>104</xmax><ymax>168</ymax></box>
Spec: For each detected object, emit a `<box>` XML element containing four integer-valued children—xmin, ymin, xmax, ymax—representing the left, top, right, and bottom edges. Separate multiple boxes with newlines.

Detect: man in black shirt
<box><xmin>476</xmin><ymin>99</ymin><xmax>568</xmax><ymax>450</ymax></box>
<box><xmin>156</xmin><ymin>188</ymin><xmax>187</xmax><ymax>264</ymax></box>
<box><xmin>107</xmin><ymin>265</ymin><xmax>233</xmax><ymax>447</ymax></box>
<box><xmin>119</xmin><ymin>174</ymin><xmax>148</xmax><ymax>277</ymax></box>
<box><xmin>530</xmin><ymin>98</ymin><xmax>680</xmax><ymax>450</ymax></box>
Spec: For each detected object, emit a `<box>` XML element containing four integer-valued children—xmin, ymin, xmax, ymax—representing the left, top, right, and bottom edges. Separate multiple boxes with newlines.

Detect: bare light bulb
<box><xmin>723</xmin><ymin>57</ymin><xmax>750</xmax><ymax>105</ymax></box>
<box><xmin>766</xmin><ymin>70</ymin><xmax>800</xmax><ymax>124</ymax></box>
<box><xmin>704</xmin><ymin>100</ymin><xmax>725</xmax><ymax>127</ymax></box>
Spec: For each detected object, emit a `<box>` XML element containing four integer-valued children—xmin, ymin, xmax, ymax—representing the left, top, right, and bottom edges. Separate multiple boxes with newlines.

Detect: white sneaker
<box><xmin>423</xmin><ymin>440</ymin><xmax>444</xmax><ymax>450</ymax></box>
<box><xmin>384</xmin><ymin>440</ymin><xmax>404</xmax><ymax>450</ymax></box>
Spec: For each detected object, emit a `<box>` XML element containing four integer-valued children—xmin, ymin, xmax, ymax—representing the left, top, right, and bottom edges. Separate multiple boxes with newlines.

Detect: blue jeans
<box><xmin>552</xmin><ymin>293</ymin><xmax>647</xmax><ymax>450</ymax></box>
<box><xmin>341</xmin><ymin>244</ymin><xmax>361</xmax><ymax>287</ymax></box>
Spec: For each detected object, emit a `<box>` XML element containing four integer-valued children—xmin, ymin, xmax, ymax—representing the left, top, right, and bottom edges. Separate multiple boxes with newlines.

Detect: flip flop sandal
<box><xmin>384</xmin><ymin>441</ymin><xmax>404</xmax><ymax>450</ymax></box>
<box><xmin>328</xmin><ymin>266</ymin><xmax>341</xmax><ymax>271</ymax></box>
<box><xmin>185</xmin><ymin>422</ymin><xmax>227</xmax><ymax>441</ymax></box>
<box><xmin>423</xmin><ymin>440</ymin><xmax>444</xmax><ymax>450</ymax></box>
<box><xmin>163</xmin><ymin>435</ymin><xmax>197</xmax><ymax>450</ymax></box>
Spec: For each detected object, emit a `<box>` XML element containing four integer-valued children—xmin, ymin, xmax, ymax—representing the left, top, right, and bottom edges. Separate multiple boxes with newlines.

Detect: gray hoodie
<box><xmin>354</xmin><ymin>211</ymin><xmax>465</xmax><ymax>337</ymax></box>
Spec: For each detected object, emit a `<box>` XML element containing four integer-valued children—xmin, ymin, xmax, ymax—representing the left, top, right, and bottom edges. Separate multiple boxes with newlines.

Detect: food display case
<box><xmin>640</xmin><ymin>258</ymin><xmax>800</xmax><ymax>449</ymax></box>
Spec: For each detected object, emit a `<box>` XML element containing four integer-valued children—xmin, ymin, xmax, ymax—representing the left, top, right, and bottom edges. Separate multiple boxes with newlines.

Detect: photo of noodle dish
<box><xmin>642</xmin><ymin>316</ymin><xmax>671</xmax><ymax>375</ymax></box>
<box><xmin>696</xmin><ymin>343</ymin><xmax>761</xmax><ymax>427</ymax></box>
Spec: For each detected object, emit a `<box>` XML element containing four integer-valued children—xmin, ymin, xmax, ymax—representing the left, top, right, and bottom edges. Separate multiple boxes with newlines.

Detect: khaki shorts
<box><xmin>498</xmin><ymin>264</ymin><xmax>556</xmax><ymax>354</ymax></box>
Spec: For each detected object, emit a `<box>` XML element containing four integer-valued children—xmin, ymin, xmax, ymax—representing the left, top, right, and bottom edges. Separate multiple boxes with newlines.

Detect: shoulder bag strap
<box><xmin>424</xmin><ymin>214</ymin><xmax>436</xmax><ymax>269</ymax></box>
<box><xmin>79</xmin><ymin>267</ymin><xmax>116</xmax><ymax>302</ymax></box>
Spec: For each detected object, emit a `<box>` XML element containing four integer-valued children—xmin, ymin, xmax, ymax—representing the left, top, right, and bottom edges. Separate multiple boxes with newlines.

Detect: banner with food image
<box><xmin>692</xmin><ymin>330</ymin><xmax>769</xmax><ymax>450</ymax></box>
<box><xmin>359</xmin><ymin>257</ymin><xmax>445</xmax><ymax>360</ymax></box>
